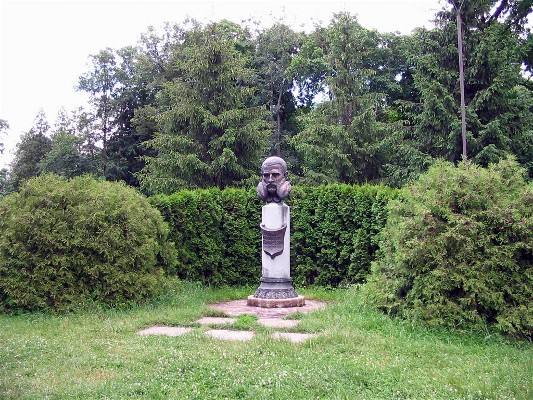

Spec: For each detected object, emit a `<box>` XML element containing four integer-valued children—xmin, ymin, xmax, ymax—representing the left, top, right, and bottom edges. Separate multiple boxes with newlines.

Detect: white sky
<box><xmin>0</xmin><ymin>0</ymin><xmax>445</xmax><ymax>168</ymax></box>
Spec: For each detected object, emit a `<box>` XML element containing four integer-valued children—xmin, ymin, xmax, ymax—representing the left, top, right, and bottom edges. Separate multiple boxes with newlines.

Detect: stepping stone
<box><xmin>258</xmin><ymin>318</ymin><xmax>301</xmax><ymax>328</ymax></box>
<box><xmin>272</xmin><ymin>332</ymin><xmax>316</xmax><ymax>343</ymax></box>
<box><xmin>205</xmin><ymin>329</ymin><xmax>255</xmax><ymax>341</ymax></box>
<box><xmin>138</xmin><ymin>326</ymin><xmax>192</xmax><ymax>337</ymax></box>
<box><xmin>196</xmin><ymin>317</ymin><xmax>236</xmax><ymax>325</ymax></box>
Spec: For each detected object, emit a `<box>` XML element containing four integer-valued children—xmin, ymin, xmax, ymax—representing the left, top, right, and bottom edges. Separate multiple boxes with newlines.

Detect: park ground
<box><xmin>1</xmin><ymin>282</ymin><xmax>531</xmax><ymax>399</ymax></box>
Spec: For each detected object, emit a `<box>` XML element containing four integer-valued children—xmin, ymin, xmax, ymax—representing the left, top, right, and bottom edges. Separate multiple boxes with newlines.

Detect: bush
<box><xmin>0</xmin><ymin>174</ymin><xmax>176</xmax><ymax>312</ymax></box>
<box><xmin>150</xmin><ymin>184</ymin><xmax>397</xmax><ymax>287</ymax></box>
<box><xmin>363</xmin><ymin>158</ymin><xmax>533</xmax><ymax>340</ymax></box>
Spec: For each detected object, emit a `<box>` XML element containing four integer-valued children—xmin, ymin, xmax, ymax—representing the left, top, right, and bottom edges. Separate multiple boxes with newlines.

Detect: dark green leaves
<box><xmin>366</xmin><ymin>157</ymin><xmax>532</xmax><ymax>339</ymax></box>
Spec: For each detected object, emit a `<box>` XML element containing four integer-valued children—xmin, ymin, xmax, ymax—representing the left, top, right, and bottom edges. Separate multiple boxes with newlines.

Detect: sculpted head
<box><xmin>257</xmin><ymin>156</ymin><xmax>291</xmax><ymax>203</ymax></box>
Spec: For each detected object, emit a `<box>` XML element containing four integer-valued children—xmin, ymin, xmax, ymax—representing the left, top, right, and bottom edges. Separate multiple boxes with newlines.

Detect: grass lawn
<box><xmin>1</xmin><ymin>281</ymin><xmax>531</xmax><ymax>399</ymax></box>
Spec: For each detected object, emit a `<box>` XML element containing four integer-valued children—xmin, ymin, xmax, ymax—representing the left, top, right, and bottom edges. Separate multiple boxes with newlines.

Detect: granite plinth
<box><xmin>246</xmin><ymin>295</ymin><xmax>305</xmax><ymax>308</ymax></box>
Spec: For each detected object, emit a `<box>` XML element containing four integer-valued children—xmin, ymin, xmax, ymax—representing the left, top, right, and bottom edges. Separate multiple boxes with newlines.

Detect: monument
<box><xmin>247</xmin><ymin>156</ymin><xmax>305</xmax><ymax>308</ymax></box>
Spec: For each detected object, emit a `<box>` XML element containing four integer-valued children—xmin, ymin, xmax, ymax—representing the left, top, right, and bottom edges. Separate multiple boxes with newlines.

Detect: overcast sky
<box><xmin>0</xmin><ymin>0</ymin><xmax>445</xmax><ymax>168</ymax></box>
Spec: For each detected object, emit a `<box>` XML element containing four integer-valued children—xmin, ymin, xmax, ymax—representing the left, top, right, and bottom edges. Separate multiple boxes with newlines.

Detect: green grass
<box><xmin>1</xmin><ymin>281</ymin><xmax>531</xmax><ymax>399</ymax></box>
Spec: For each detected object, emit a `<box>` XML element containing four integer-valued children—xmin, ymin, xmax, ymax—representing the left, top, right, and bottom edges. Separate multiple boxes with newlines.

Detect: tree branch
<box><xmin>487</xmin><ymin>0</ymin><xmax>509</xmax><ymax>24</ymax></box>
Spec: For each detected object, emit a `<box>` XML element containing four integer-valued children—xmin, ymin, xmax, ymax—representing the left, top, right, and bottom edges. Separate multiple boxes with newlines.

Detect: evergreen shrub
<box><xmin>363</xmin><ymin>158</ymin><xmax>533</xmax><ymax>340</ymax></box>
<box><xmin>290</xmin><ymin>184</ymin><xmax>396</xmax><ymax>286</ymax></box>
<box><xmin>0</xmin><ymin>174</ymin><xmax>176</xmax><ymax>312</ymax></box>
<box><xmin>149</xmin><ymin>184</ymin><xmax>396</xmax><ymax>287</ymax></box>
<box><xmin>150</xmin><ymin>188</ymin><xmax>261</xmax><ymax>286</ymax></box>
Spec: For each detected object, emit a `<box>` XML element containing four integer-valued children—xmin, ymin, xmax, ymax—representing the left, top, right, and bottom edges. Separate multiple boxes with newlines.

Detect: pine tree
<box><xmin>139</xmin><ymin>21</ymin><xmax>270</xmax><ymax>193</ymax></box>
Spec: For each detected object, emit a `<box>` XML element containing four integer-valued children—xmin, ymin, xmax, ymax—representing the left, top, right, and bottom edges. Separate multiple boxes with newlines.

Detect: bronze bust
<box><xmin>256</xmin><ymin>156</ymin><xmax>291</xmax><ymax>203</ymax></box>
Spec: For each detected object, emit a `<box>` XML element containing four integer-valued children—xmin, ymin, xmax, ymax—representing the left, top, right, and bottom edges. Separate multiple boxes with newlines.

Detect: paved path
<box><xmin>138</xmin><ymin>298</ymin><xmax>327</xmax><ymax>343</ymax></box>
<box><xmin>208</xmin><ymin>299</ymin><xmax>326</xmax><ymax>318</ymax></box>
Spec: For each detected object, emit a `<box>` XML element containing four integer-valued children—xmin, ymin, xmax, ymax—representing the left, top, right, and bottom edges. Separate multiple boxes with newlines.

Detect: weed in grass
<box><xmin>232</xmin><ymin>314</ymin><xmax>258</xmax><ymax>330</ymax></box>
<box><xmin>284</xmin><ymin>311</ymin><xmax>305</xmax><ymax>320</ymax></box>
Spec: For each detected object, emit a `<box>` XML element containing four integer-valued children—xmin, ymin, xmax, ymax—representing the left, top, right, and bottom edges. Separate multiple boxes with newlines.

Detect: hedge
<box><xmin>149</xmin><ymin>184</ymin><xmax>397</xmax><ymax>287</ymax></box>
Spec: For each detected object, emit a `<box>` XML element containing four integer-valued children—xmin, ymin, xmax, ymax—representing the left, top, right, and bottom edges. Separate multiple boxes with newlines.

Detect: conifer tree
<box><xmin>139</xmin><ymin>21</ymin><xmax>270</xmax><ymax>193</ymax></box>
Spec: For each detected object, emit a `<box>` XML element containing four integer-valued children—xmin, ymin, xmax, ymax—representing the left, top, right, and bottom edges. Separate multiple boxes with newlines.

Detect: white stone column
<box><xmin>261</xmin><ymin>202</ymin><xmax>290</xmax><ymax>279</ymax></box>
<box><xmin>248</xmin><ymin>202</ymin><xmax>304</xmax><ymax>307</ymax></box>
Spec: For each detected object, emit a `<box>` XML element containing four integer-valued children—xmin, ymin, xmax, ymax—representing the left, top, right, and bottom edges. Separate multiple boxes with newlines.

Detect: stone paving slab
<box><xmin>272</xmin><ymin>332</ymin><xmax>316</xmax><ymax>343</ymax></box>
<box><xmin>205</xmin><ymin>329</ymin><xmax>255</xmax><ymax>341</ymax></box>
<box><xmin>196</xmin><ymin>317</ymin><xmax>236</xmax><ymax>325</ymax></box>
<box><xmin>138</xmin><ymin>326</ymin><xmax>193</xmax><ymax>337</ymax></box>
<box><xmin>257</xmin><ymin>318</ymin><xmax>301</xmax><ymax>328</ymax></box>
<box><xmin>208</xmin><ymin>299</ymin><xmax>326</xmax><ymax>318</ymax></box>
<box><xmin>137</xmin><ymin>325</ymin><xmax>319</xmax><ymax>343</ymax></box>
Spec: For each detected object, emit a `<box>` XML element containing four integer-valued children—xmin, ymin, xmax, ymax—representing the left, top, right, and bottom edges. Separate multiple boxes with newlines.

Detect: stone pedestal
<box><xmin>247</xmin><ymin>203</ymin><xmax>304</xmax><ymax>308</ymax></box>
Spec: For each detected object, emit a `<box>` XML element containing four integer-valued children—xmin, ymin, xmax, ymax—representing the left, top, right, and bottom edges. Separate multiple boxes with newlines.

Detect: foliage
<box><xmin>105</xmin><ymin>46</ymin><xmax>159</xmax><ymax>186</ymax></box>
<box><xmin>77</xmin><ymin>48</ymin><xmax>119</xmax><ymax>176</ymax></box>
<box><xmin>0</xmin><ymin>118</ymin><xmax>7</xmax><ymax>155</ymax></box>
<box><xmin>150</xmin><ymin>188</ymin><xmax>262</xmax><ymax>286</ymax></box>
<box><xmin>9</xmin><ymin>110</ymin><xmax>52</xmax><ymax>190</ymax></box>
<box><xmin>290</xmin><ymin>184</ymin><xmax>397</xmax><ymax>286</ymax></box>
<box><xmin>39</xmin><ymin>130</ymin><xmax>90</xmax><ymax>178</ymax></box>
<box><xmin>139</xmin><ymin>20</ymin><xmax>270</xmax><ymax>194</ymax></box>
<box><xmin>289</xmin><ymin>13</ymin><xmax>426</xmax><ymax>187</ymax></box>
<box><xmin>254</xmin><ymin>23</ymin><xmax>302</xmax><ymax>158</ymax></box>
<box><xmin>6</xmin><ymin>6</ymin><xmax>532</xmax><ymax>189</ymax></box>
<box><xmin>410</xmin><ymin>0</ymin><xmax>533</xmax><ymax>174</ymax></box>
<box><xmin>0</xmin><ymin>168</ymin><xmax>13</xmax><ymax>198</ymax></box>
<box><xmin>0</xmin><ymin>174</ymin><xmax>176</xmax><ymax>312</ymax></box>
<box><xmin>364</xmin><ymin>158</ymin><xmax>533</xmax><ymax>340</ymax></box>
<box><xmin>290</xmin><ymin>14</ymin><xmax>386</xmax><ymax>184</ymax></box>
<box><xmin>150</xmin><ymin>184</ymin><xmax>396</xmax><ymax>286</ymax></box>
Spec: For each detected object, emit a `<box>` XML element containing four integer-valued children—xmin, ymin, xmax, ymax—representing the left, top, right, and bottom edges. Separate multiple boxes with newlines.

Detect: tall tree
<box><xmin>0</xmin><ymin>168</ymin><xmax>13</xmax><ymax>197</ymax></box>
<box><xmin>10</xmin><ymin>110</ymin><xmax>52</xmax><ymax>189</ymax></box>
<box><xmin>105</xmin><ymin>46</ymin><xmax>159</xmax><ymax>186</ymax></box>
<box><xmin>38</xmin><ymin>109</ymin><xmax>91</xmax><ymax>178</ymax></box>
<box><xmin>77</xmin><ymin>48</ymin><xmax>119</xmax><ymax>176</ymax></box>
<box><xmin>0</xmin><ymin>119</ymin><xmax>8</xmax><ymax>155</ymax></box>
<box><xmin>254</xmin><ymin>23</ymin><xmax>302</xmax><ymax>158</ymax></box>
<box><xmin>0</xmin><ymin>120</ymin><xmax>7</xmax><ymax>196</ymax></box>
<box><xmin>290</xmin><ymin>13</ymin><xmax>407</xmax><ymax>184</ymax></box>
<box><xmin>410</xmin><ymin>0</ymin><xmax>533</xmax><ymax>173</ymax></box>
<box><xmin>139</xmin><ymin>20</ymin><xmax>270</xmax><ymax>193</ymax></box>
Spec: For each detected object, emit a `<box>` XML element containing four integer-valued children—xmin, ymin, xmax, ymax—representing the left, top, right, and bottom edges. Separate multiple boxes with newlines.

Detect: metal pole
<box><xmin>456</xmin><ymin>3</ymin><xmax>468</xmax><ymax>161</ymax></box>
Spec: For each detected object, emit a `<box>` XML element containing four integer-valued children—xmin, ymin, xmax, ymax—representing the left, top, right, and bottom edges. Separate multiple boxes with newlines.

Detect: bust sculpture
<box><xmin>256</xmin><ymin>156</ymin><xmax>292</xmax><ymax>203</ymax></box>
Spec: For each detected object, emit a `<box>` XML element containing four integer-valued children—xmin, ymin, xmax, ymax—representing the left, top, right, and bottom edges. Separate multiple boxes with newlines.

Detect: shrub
<box><xmin>0</xmin><ymin>174</ymin><xmax>176</xmax><ymax>312</ymax></box>
<box><xmin>363</xmin><ymin>158</ymin><xmax>533</xmax><ymax>340</ymax></box>
<box><xmin>150</xmin><ymin>184</ymin><xmax>397</xmax><ymax>287</ymax></box>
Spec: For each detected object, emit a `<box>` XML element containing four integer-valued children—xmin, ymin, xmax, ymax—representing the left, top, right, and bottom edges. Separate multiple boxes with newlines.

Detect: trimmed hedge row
<box><xmin>291</xmin><ymin>185</ymin><xmax>396</xmax><ymax>286</ymax></box>
<box><xmin>149</xmin><ymin>184</ymin><xmax>397</xmax><ymax>287</ymax></box>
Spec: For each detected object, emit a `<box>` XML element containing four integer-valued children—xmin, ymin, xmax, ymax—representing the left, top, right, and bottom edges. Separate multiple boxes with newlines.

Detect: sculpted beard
<box><xmin>258</xmin><ymin>180</ymin><xmax>290</xmax><ymax>202</ymax></box>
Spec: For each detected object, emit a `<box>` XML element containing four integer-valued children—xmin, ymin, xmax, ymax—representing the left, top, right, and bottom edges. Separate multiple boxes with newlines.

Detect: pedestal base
<box><xmin>252</xmin><ymin>277</ymin><xmax>298</xmax><ymax>297</ymax></box>
<box><xmin>246</xmin><ymin>295</ymin><xmax>306</xmax><ymax>308</ymax></box>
